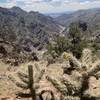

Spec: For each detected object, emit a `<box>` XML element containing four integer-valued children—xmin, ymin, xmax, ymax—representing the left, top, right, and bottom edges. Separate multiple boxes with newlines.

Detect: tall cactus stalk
<box><xmin>28</xmin><ymin>65</ymin><xmax>36</xmax><ymax>100</ymax></box>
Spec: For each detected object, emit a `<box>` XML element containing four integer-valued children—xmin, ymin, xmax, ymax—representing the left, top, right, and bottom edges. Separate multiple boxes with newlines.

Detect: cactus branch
<box><xmin>87</xmin><ymin>61</ymin><xmax>100</xmax><ymax>76</ymax></box>
<box><xmin>46</xmin><ymin>76</ymin><xmax>68</xmax><ymax>95</ymax></box>
<box><xmin>18</xmin><ymin>73</ymin><xmax>29</xmax><ymax>84</ymax></box>
<box><xmin>16</xmin><ymin>92</ymin><xmax>31</xmax><ymax>98</ymax></box>
<box><xmin>17</xmin><ymin>71</ymin><xmax>28</xmax><ymax>78</ymax></box>
<box><xmin>28</xmin><ymin>65</ymin><xmax>36</xmax><ymax>100</ymax></box>
<box><xmin>16</xmin><ymin>82</ymin><xmax>29</xmax><ymax>89</ymax></box>
<box><xmin>35</xmin><ymin>69</ymin><xmax>45</xmax><ymax>83</ymax></box>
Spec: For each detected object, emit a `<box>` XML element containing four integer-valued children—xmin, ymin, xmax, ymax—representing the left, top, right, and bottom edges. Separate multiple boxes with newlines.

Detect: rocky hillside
<box><xmin>0</xmin><ymin>6</ymin><xmax>61</xmax><ymax>50</ymax></box>
<box><xmin>55</xmin><ymin>8</ymin><xmax>100</xmax><ymax>35</ymax></box>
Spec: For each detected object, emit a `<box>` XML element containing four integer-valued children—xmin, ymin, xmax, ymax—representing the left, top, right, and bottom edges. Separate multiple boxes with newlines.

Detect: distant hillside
<box><xmin>0</xmin><ymin>6</ymin><xmax>61</xmax><ymax>50</ymax></box>
<box><xmin>55</xmin><ymin>8</ymin><xmax>100</xmax><ymax>35</ymax></box>
<box><xmin>45</xmin><ymin>11</ymin><xmax>73</xmax><ymax>18</ymax></box>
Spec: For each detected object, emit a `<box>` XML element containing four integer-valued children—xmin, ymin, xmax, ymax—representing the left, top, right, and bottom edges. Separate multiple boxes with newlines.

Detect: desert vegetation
<box><xmin>4</xmin><ymin>48</ymin><xmax>100</xmax><ymax>100</ymax></box>
<box><xmin>0</xmin><ymin>6</ymin><xmax>100</xmax><ymax>100</ymax></box>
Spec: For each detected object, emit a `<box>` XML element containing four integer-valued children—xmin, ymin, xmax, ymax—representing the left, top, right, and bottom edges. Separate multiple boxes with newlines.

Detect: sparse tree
<box><xmin>68</xmin><ymin>22</ymin><xmax>87</xmax><ymax>59</ymax></box>
<box><xmin>46</xmin><ymin>35</ymin><xmax>71</xmax><ymax>58</ymax></box>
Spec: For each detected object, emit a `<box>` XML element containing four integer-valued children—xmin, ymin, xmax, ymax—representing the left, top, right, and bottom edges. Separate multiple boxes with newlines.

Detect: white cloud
<box><xmin>0</xmin><ymin>0</ymin><xmax>100</xmax><ymax>13</ymax></box>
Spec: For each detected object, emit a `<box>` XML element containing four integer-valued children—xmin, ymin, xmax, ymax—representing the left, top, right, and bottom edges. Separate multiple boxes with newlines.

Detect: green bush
<box><xmin>92</xmin><ymin>37</ymin><xmax>100</xmax><ymax>52</ymax></box>
<box><xmin>46</xmin><ymin>35</ymin><xmax>71</xmax><ymax>58</ymax></box>
<box><xmin>46</xmin><ymin>22</ymin><xmax>87</xmax><ymax>59</ymax></box>
<box><xmin>68</xmin><ymin>23</ymin><xmax>87</xmax><ymax>59</ymax></box>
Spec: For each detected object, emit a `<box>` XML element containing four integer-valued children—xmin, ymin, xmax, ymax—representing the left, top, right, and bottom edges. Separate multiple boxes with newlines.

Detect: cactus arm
<box><xmin>62</xmin><ymin>52</ymin><xmax>81</xmax><ymax>69</ymax></box>
<box><xmin>46</xmin><ymin>76</ymin><xmax>68</xmax><ymax>95</ymax></box>
<box><xmin>17</xmin><ymin>73</ymin><xmax>29</xmax><ymax>84</ymax></box>
<box><xmin>87</xmin><ymin>61</ymin><xmax>100</xmax><ymax>76</ymax></box>
<box><xmin>94</xmin><ymin>72</ymin><xmax>100</xmax><ymax>79</ymax></box>
<box><xmin>16</xmin><ymin>92</ymin><xmax>31</xmax><ymax>98</ymax></box>
<box><xmin>8</xmin><ymin>74</ymin><xmax>17</xmax><ymax>83</ymax></box>
<box><xmin>69</xmin><ymin>54</ymin><xmax>82</xmax><ymax>69</ymax></box>
<box><xmin>81</xmin><ymin>49</ymin><xmax>92</xmax><ymax>69</ymax></box>
<box><xmin>62</xmin><ymin>76</ymin><xmax>81</xmax><ymax>95</ymax></box>
<box><xmin>39</xmin><ymin>90</ymin><xmax>56</xmax><ymax>100</ymax></box>
<box><xmin>61</xmin><ymin>96</ymin><xmax>80</xmax><ymax>100</ymax></box>
<box><xmin>35</xmin><ymin>63</ymin><xmax>41</xmax><ymax>72</ymax></box>
<box><xmin>17</xmin><ymin>71</ymin><xmax>28</xmax><ymax>78</ymax></box>
<box><xmin>35</xmin><ymin>69</ymin><xmax>45</xmax><ymax>83</ymax></box>
<box><xmin>16</xmin><ymin>82</ymin><xmax>29</xmax><ymax>89</ymax></box>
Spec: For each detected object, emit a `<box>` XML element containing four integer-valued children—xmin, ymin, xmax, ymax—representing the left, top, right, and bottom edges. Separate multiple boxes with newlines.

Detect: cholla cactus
<box><xmin>46</xmin><ymin>76</ymin><xmax>68</xmax><ymax>96</ymax></box>
<box><xmin>8</xmin><ymin>49</ymin><xmax>100</xmax><ymax>100</ymax></box>
<box><xmin>61</xmin><ymin>96</ymin><xmax>80</xmax><ymax>100</ymax></box>
<box><xmin>46</xmin><ymin>72</ymin><xmax>82</xmax><ymax>97</ymax></box>
<box><xmin>62</xmin><ymin>52</ymin><xmax>71</xmax><ymax>60</ymax></box>
<box><xmin>9</xmin><ymin>64</ymin><xmax>45</xmax><ymax>100</ymax></box>
<box><xmin>81</xmin><ymin>48</ymin><xmax>92</xmax><ymax>69</ymax></box>
<box><xmin>16</xmin><ymin>65</ymin><xmax>45</xmax><ymax>100</ymax></box>
<box><xmin>9</xmin><ymin>64</ymin><xmax>56</xmax><ymax>100</ymax></box>
<box><xmin>87</xmin><ymin>61</ymin><xmax>100</xmax><ymax>76</ymax></box>
<box><xmin>47</xmin><ymin>49</ymin><xmax>100</xmax><ymax>100</ymax></box>
<box><xmin>62</xmin><ymin>52</ymin><xmax>81</xmax><ymax>69</ymax></box>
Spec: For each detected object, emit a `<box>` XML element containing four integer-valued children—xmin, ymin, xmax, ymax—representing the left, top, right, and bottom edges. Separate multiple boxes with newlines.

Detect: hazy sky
<box><xmin>0</xmin><ymin>0</ymin><xmax>100</xmax><ymax>13</ymax></box>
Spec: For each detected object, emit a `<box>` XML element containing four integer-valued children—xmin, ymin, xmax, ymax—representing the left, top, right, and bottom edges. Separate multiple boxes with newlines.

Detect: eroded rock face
<box><xmin>0</xmin><ymin>6</ymin><xmax>61</xmax><ymax>50</ymax></box>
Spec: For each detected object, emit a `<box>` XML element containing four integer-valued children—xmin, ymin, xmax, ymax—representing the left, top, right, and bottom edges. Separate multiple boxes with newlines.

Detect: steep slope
<box><xmin>0</xmin><ymin>6</ymin><xmax>61</xmax><ymax>49</ymax></box>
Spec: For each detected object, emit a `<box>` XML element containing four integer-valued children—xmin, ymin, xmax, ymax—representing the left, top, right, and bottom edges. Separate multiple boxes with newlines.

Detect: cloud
<box><xmin>0</xmin><ymin>0</ymin><xmax>100</xmax><ymax>13</ymax></box>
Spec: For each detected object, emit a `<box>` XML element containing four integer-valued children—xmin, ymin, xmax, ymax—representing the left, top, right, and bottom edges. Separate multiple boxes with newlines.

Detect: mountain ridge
<box><xmin>55</xmin><ymin>8</ymin><xmax>100</xmax><ymax>27</ymax></box>
<box><xmin>55</xmin><ymin>8</ymin><xmax>100</xmax><ymax>36</ymax></box>
<box><xmin>0</xmin><ymin>6</ymin><xmax>61</xmax><ymax>50</ymax></box>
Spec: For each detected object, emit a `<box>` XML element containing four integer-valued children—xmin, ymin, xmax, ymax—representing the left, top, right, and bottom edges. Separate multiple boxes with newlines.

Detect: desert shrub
<box><xmin>68</xmin><ymin>22</ymin><xmax>87</xmax><ymax>59</ymax></box>
<box><xmin>46</xmin><ymin>35</ymin><xmax>71</xmax><ymax>58</ymax></box>
<box><xmin>92</xmin><ymin>37</ymin><xmax>100</xmax><ymax>52</ymax></box>
<box><xmin>46</xmin><ymin>22</ymin><xmax>87</xmax><ymax>59</ymax></box>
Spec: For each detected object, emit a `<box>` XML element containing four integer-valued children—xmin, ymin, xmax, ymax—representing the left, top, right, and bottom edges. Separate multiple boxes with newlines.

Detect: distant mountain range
<box><xmin>55</xmin><ymin>8</ymin><xmax>100</xmax><ymax>29</ymax></box>
<box><xmin>0</xmin><ymin>6</ymin><xmax>100</xmax><ymax>51</ymax></box>
<box><xmin>54</xmin><ymin>8</ymin><xmax>100</xmax><ymax>37</ymax></box>
<box><xmin>0</xmin><ymin>6</ymin><xmax>61</xmax><ymax>50</ymax></box>
<box><xmin>45</xmin><ymin>11</ymin><xmax>74</xmax><ymax>18</ymax></box>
